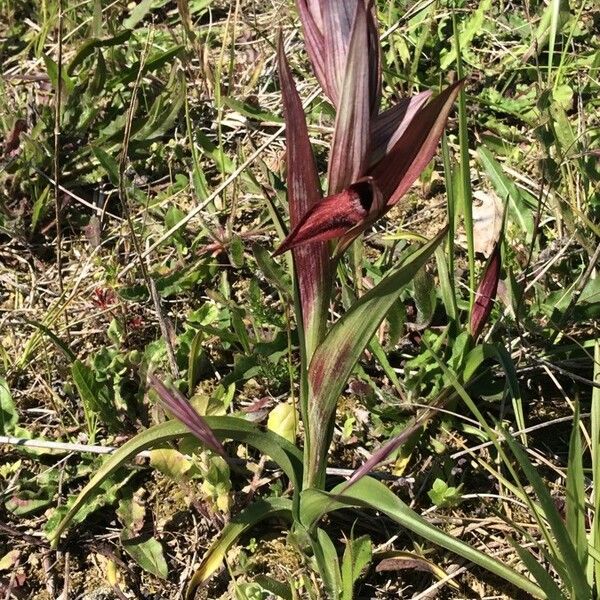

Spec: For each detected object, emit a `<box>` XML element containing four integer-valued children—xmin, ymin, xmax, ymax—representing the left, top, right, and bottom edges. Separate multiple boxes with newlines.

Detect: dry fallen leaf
<box><xmin>472</xmin><ymin>190</ymin><xmax>503</xmax><ymax>257</ymax></box>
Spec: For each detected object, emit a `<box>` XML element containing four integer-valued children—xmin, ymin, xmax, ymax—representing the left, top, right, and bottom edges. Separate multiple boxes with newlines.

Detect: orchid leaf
<box><xmin>370</xmin><ymin>80</ymin><xmax>463</xmax><ymax>207</ymax></box>
<box><xmin>312</xmin><ymin>528</ymin><xmax>342</xmax><ymax>599</ymax></box>
<box><xmin>305</xmin><ymin>228</ymin><xmax>447</xmax><ymax>486</ymax></box>
<box><xmin>277</xmin><ymin>35</ymin><xmax>330</xmax><ymax>359</ymax></box>
<box><xmin>370</xmin><ymin>91</ymin><xmax>432</xmax><ymax>163</ymax></box>
<box><xmin>49</xmin><ymin>417</ymin><xmax>302</xmax><ymax>546</ymax></box>
<box><xmin>341</xmin><ymin>535</ymin><xmax>372</xmax><ymax>600</ymax></box>
<box><xmin>299</xmin><ymin>477</ymin><xmax>545</xmax><ymax>599</ymax></box>
<box><xmin>327</xmin><ymin>0</ymin><xmax>371</xmax><ymax>194</ymax></box>
<box><xmin>186</xmin><ymin>497</ymin><xmax>292</xmax><ymax>599</ymax></box>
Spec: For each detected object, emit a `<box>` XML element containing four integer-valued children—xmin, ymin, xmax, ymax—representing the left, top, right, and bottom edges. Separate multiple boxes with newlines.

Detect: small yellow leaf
<box><xmin>106</xmin><ymin>559</ymin><xmax>120</xmax><ymax>586</ymax></box>
<box><xmin>267</xmin><ymin>402</ymin><xmax>298</xmax><ymax>444</ymax></box>
<box><xmin>149</xmin><ymin>448</ymin><xmax>192</xmax><ymax>482</ymax></box>
<box><xmin>0</xmin><ymin>550</ymin><xmax>19</xmax><ymax>571</ymax></box>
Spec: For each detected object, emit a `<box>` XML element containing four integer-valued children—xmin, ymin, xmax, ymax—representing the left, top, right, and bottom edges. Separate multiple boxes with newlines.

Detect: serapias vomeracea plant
<box><xmin>276</xmin><ymin>0</ymin><xmax>461</xmax><ymax>490</ymax></box>
<box><xmin>50</xmin><ymin>2</ymin><xmax>547</xmax><ymax>598</ymax></box>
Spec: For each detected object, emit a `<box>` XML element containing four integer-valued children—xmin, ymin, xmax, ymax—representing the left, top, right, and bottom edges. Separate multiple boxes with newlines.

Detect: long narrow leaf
<box><xmin>150</xmin><ymin>375</ymin><xmax>226</xmax><ymax>459</ymax></box>
<box><xmin>589</xmin><ymin>341</ymin><xmax>600</xmax><ymax>589</ymax></box>
<box><xmin>510</xmin><ymin>540</ymin><xmax>566</xmax><ymax>600</ymax></box>
<box><xmin>470</xmin><ymin>242</ymin><xmax>501</xmax><ymax>340</ymax></box>
<box><xmin>299</xmin><ymin>477</ymin><xmax>546</xmax><ymax>599</ymax></box>
<box><xmin>305</xmin><ymin>228</ymin><xmax>447</xmax><ymax>486</ymax></box>
<box><xmin>50</xmin><ymin>418</ymin><xmax>302</xmax><ymax>546</ymax></box>
<box><xmin>503</xmin><ymin>433</ymin><xmax>591</xmax><ymax>598</ymax></box>
<box><xmin>186</xmin><ymin>497</ymin><xmax>292</xmax><ymax>599</ymax></box>
<box><xmin>566</xmin><ymin>403</ymin><xmax>587</xmax><ymax>569</ymax></box>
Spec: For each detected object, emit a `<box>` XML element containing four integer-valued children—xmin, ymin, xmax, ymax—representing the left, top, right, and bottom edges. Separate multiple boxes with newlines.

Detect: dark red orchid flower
<box><xmin>275</xmin><ymin>0</ymin><xmax>462</xmax><ymax>258</ymax></box>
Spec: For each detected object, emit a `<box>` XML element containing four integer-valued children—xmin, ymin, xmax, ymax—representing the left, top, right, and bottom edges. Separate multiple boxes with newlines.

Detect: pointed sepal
<box><xmin>370</xmin><ymin>80</ymin><xmax>464</xmax><ymax>207</ymax></box>
<box><xmin>277</xmin><ymin>35</ymin><xmax>331</xmax><ymax>357</ymax></box>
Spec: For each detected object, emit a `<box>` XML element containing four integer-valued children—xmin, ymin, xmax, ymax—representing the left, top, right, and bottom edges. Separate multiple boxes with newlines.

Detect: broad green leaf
<box><xmin>117</xmin><ymin>489</ymin><xmax>167</xmax><ymax>578</ymax></box>
<box><xmin>49</xmin><ymin>417</ymin><xmax>302</xmax><ymax>546</ymax></box>
<box><xmin>45</xmin><ymin>469</ymin><xmax>136</xmax><ymax>538</ymax></box>
<box><xmin>299</xmin><ymin>477</ymin><xmax>545</xmax><ymax>599</ymax></box>
<box><xmin>6</xmin><ymin>489</ymin><xmax>53</xmax><ymax>516</ymax></box>
<box><xmin>306</xmin><ymin>228</ymin><xmax>446</xmax><ymax>486</ymax></box>
<box><xmin>313</xmin><ymin>528</ymin><xmax>341</xmax><ymax>599</ymax></box>
<box><xmin>187</xmin><ymin>330</ymin><xmax>204</xmax><ymax>392</ymax></box>
<box><xmin>254</xmin><ymin>575</ymin><xmax>294</xmax><ymax>600</ymax></box>
<box><xmin>185</xmin><ymin>497</ymin><xmax>292</xmax><ymax>599</ymax></box>
<box><xmin>118</xmin><ymin>46</ymin><xmax>184</xmax><ymax>85</ymax></box>
<box><xmin>71</xmin><ymin>360</ymin><xmax>117</xmax><ymax>431</ymax></box>
<box><xmin>427</xmin><ymin>478</ymin><xmax>462</xmax><ymax>508</ymax></box>
<box><xmin>123</xmin><ymin>0</ymin><xmax>156</xmax><ymax>29</ymax></box>
<box><xmin>87</xmin><ymin>49</ymin><xmax>107</xmax><ymax>96</ymax></box>
<box><xmin>252</xmin><ymin>243</ymin><xmax>292</xmax><ymax>297</ymax></box>
<box><xmin>222</xmin><ymin>97</ymin><xmax>283</xmax><ymax>124</ymax></box>
<box><xmin>31</xmin><ymin>185</ymin><xmax>50</xmax><ymax>233</ymax></box>
<box><xmin>0</xmin><ymin>377</ymin><xmax>17</xmax><ymax>435</ymax></box>
<box><xmin>91</xmin><ymin>146</ymin><xmax>119</xmax><ymax>186</ymax></box>
<box><xmin>121</xmin><ymin>531</ymin><xmax>168</xmax><ymax>579</ymax></box>
<box><xmin>43</xmin><ymin>54</ymin><xmax>74</xmax><ymax>95</ymax></box>
<box><xmin>440</xmin><ymin>0</ymin><xmax>492</xmax><ymax>69</ymax></box>
<box><xmin>341</xmin><ymin>535</ymin><xmax>371</xmax><ymax>600</ymax></box>
<box><xmin>132</xmin><ymin>75</ymin><xmax>186</xmax><ymax>141</ymax></box>
<box><xmin>117</xmin><ymin>493</ymin><xmax>145</xmax><ymax>537</ymax></box>
<box><xmin>67</xmin><ymin>29</ymin><xmax>131</xmax><ymax>75</ymax></box>
<box><xmin>267</xmin><ymin>402</ymin><xmax>298</xmax><ymax>444</ymax></box>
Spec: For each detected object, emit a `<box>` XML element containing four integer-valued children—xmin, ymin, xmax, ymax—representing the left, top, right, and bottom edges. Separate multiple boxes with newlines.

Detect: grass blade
<box><xmin>503</xmin><ymin>433</ymin><xmax>591</xmax><ymax>598</ymax></box>
<box><xmin>566</xmin><ymin>402</ymin><xmax>587</xmax><ymax>568</ymax></box>
<box><xmin>300</xmin><ymin>477</ymin><xmax>546</xmax><ymax>598</ymax></box>
<box><xmin>589</xmin><ymin>341</ymin><xmax>600</xmax><ymax>590</ymax></box>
